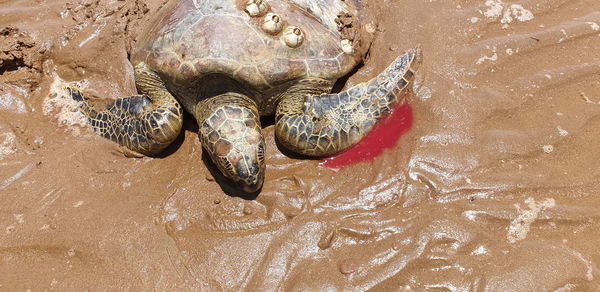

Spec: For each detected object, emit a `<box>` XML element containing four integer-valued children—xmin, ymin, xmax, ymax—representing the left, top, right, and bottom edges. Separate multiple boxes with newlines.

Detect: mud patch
<box><xmin>0</xmin><ymin>26</ymin><xmax>39</xmax><ymax>75</ymax></box>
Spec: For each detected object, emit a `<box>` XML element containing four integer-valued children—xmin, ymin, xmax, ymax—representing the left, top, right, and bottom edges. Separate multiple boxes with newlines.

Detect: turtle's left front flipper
<box><xmin>275</xmin><ymin>48</ymin><xmax>422</xmax><ymax>157</ymax></box>
<box><xmin>67</xmin><ymin>63</ymin><xmax>183</xmax><ymax>155</ymax></box>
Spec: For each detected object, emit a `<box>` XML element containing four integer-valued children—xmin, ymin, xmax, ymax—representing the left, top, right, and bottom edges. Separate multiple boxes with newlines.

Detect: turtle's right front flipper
<box><xmin>67</xmin><ymin>63</ymin><xmax>183</xmax><ymax>155</ymax></box>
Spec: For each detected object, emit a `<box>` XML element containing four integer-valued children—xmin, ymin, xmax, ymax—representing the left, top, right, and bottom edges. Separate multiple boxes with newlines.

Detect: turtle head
<box><xmin>199</xmin><ymin>104</ymin><xmax>266</xmax><ymax>192</ymax></box>
<box><xmin>197</xmin><ymin>93</ymin><xmax>266</xmax><ymax>193</ymax></box>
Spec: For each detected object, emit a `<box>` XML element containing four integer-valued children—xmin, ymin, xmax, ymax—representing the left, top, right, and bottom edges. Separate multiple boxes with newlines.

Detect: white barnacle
<box><xmin>245</xmin><ymin>0</ymin><xmax>269</xmax><ymax>17</ymax></box>
<box><xmin>262</xmin><ymin>13</ymin><xmax>283</xmax><ymax>35</ymax></box>
<box><xmin>282</xmin><ymin>26</ymin><xmax>304</xmax><ymax>48</ymax></box>
<box><xmin>341</xmin><ymin>39</ymin><xmax>353</xmax><ymax>54</ymax></box>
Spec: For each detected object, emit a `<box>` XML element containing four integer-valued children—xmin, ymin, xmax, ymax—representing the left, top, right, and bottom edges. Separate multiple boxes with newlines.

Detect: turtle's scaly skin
<box><xmin>69</xmin><ymin>63</ymin><xmax>183</xmax><ymax>155</ymax></box>
<box><xmin>67</xmin><ymin>0</ymin><xmax>421</xmax><ymax>192</ymax></box>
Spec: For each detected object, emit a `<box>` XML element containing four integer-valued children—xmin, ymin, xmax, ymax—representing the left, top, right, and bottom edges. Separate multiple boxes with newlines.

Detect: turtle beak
<box><xmin>231</xmin><ymin>155</ymin><xmax>264</xmax><ymax>193</ymax></box>
<box><xmin>240</xmin><ymin>175</ymin><xmax>264</xmax><ymax>193</ymax></box>
<box><xmin>222</xmin><ymin>141</ymin><xmax>266</xmax><ymax>193</ymax></box>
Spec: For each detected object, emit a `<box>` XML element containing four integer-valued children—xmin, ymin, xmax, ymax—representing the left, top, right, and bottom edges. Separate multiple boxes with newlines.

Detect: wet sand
<box><xmin>1</xmin><ymin>0</ymin><xmax>600</xmax><ymax>290</ymax></box>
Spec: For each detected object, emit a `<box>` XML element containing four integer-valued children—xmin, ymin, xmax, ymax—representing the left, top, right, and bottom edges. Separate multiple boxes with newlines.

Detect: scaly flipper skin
<box><xmin>275</xmin><ymin>48</ymin><xmax>422</xmax><ymax>156</ymax></box>
<box><xmin>68</xmin><ymin>63</ymin><xmax>183</xmax><ymax>155</ymax></box>
<box><xmin>194</xmin><ymin>93</ymin><xmax>266</xmax><ymax>192</ymax></box>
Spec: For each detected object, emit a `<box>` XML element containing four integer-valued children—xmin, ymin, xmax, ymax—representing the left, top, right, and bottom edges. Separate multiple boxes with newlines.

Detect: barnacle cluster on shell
<box><xmin>243</xmin><ymin>0</ymin><xmax>305</xmax><ymax>48</ymax></box>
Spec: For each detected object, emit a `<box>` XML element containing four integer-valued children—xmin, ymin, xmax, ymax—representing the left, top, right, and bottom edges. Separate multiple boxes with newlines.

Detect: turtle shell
<box><xmin>132</xmin><ymin>0</ymin><xmax>362</xmax><ymax>91</ymax></box>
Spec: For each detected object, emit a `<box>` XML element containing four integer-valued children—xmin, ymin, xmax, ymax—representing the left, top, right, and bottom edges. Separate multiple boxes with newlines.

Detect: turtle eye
<box><xmin>245</xmin><ymin>0</ymin><xmax>269</xmax><ymax>17</ymax></box>
<box><xmin>262</xmin><ymin>13</ymin><xmax>283</xmax><ymax>35</ymax></box>
<box><xmin>282</xmin><ymin>26</ymin><xmax>304</xmax><ymax>48</ymax></box>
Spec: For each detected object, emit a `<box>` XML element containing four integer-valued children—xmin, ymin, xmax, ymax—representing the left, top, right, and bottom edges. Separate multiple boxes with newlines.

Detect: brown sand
<box><xmin>1</xmin><ymin>0</ymin><xmax>600</xmax><ymax>290</ymax></box>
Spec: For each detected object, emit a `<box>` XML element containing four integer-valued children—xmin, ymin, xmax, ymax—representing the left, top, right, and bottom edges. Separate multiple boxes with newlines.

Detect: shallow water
<box><xmin>1</xmin><ymin>0</ymin><xmax>600</xmax><ymax>290</ymax></box>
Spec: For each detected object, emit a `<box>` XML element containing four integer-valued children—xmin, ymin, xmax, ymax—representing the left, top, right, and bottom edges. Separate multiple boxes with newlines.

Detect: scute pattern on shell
<box><xmin>133</xmin><ymin>0</ymin><xmax>360</xmax><ymax>94</ymax></box>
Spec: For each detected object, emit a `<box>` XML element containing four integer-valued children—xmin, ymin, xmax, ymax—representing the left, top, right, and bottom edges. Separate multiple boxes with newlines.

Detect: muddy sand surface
<box><xmin>1</xmin><ymin>0</ymin><xmax>600</xmax><ymax>290</ymax></box>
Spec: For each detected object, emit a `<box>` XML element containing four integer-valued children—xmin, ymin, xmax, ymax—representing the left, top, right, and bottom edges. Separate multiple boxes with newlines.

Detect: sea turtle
<box><xmin>67</xmin><ymin>0</ymin><xmax>421</xmax><ymax>192</ymax></box>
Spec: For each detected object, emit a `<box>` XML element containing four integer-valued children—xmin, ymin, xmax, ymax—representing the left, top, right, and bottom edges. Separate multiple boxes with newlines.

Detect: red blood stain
<box><xmin>320</xmin><ymin>102</ymin><xmax>413</xmax><ymax>170</ymax></box>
